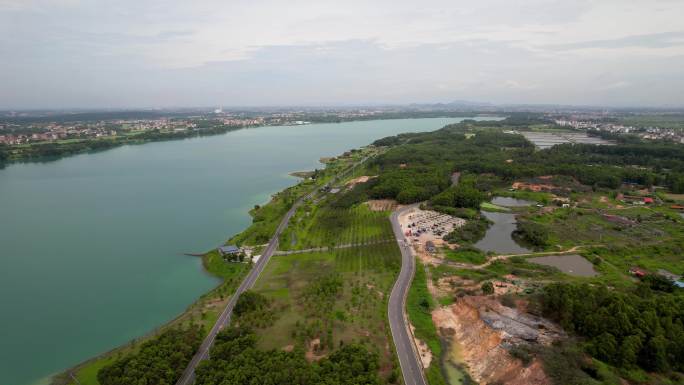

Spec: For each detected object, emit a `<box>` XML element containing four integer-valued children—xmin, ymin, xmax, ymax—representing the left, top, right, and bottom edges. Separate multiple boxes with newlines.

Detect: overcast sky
<box><xmin>1</xmin><ymin>0</ymin><xmax>683</xmax><ymax>109</ymax></box>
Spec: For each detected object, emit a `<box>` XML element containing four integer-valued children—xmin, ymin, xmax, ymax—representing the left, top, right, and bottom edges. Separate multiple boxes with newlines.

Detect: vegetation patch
<box><xmin>443</xmin><ymin>214</ymin><xmax>491</xmax><ymax>245</ymax></box>
<box><xmin>407</xmin><ymin>261</ymin><xmax>449</xmax><ymax>385</ymax></box>
<box><xmin>97</xmin><ymin>326</ymin><xmax>202</xmax><ymax>385</ymax></box>
<box><xmin>444</xmin><ymin>246</ymin><xmax>488</xmax><ymax>265</ymax></box>
<box><xmin>541</xmin><ymin>282</ymin><xmax>684</xmax><ymax>374</ymax></box>
<box><xmin>252</xmin><ymin>244</ymin><xmax>401</xmax><ymax>379</ymax></box>
<box><xmin>480</xmin><ymin>201</ymin><xmax>510</xmax><ymax>212</ymax></box>
<box><xmin>195</xmin><ymin>327</ymin><xmax>384</xmax><ymax>385</ymax></box>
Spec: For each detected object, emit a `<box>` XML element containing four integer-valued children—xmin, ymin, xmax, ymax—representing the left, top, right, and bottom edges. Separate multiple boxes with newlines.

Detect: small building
<box><xmin>629</xmin><ymin>267</ymin><xmax>647</xmax><ymax>278</ymax></box>
<box><xmin>643</xmin><ymin>197</ymin><xmax>654</xmax><ymax>204</ymax></box>
<box><xmin>218</xmin><ymin>245</ymin><xmax>240</xmax><ymax>257</ymax></box>
<box><xmin>675</xmin><ymin>281</ymin><xmax>684</xmax><ymax>289</ymax></box>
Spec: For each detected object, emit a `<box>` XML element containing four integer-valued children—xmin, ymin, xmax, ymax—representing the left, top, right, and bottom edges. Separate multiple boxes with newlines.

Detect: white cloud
<box><xmin>1</xmin><ymin>0</ymin><xmax>683</xmax><ymax>107</ymax></box>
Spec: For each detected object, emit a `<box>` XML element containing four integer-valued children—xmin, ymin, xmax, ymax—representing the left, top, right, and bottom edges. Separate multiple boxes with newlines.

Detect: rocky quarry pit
<box><xmin>433</xmin><ymin>295</ymin><xmax>564</xmax><ymax>385</ymax></box>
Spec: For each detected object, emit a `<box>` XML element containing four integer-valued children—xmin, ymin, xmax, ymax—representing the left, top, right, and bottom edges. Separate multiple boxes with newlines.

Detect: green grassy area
<box><xmin>494</xmin><ymin>188</ymin><xmax>553</xmax><ymax>204</ymax></box>
<box><xmin>228</xmin><ymin>182</ymin><xmax>315</xmax><ymax>246</ymax></box>
<box><xmin>527</xmin><ymin>202</ymin><xmax>684</xmax><ymax>248</ymax></box>
<box><xmin>407</xmin><ymin>260</ymin><xmax>448</xmax><ymax>385</ymax></box>
<box><xmin>620</xmin><ymin>115</ymin><xmax>684</xmax><ymax>130</ymax></box>
<box><xmin>252</xmin><ymin>244</ymin><xmax>401</xmax><ymax>379</ymax></box>
<box><xmin>443</xmin><ymin>247</ymin><xmax>488</xmax><ymax>265</ymax></box>
<box><xmin>480</xmin><ymin>201</ymin><xmax>510</xmax><ymax>212</ymax></box>
<box><xmin>69</xmin><ymin>356</ymin><xmax>115</xmax><ymax>385</ymax></box>
<box><xmin>229</xmin><ymin>145</ymin><xmax>381</xmax><ymax>248</ymax></box>
<box><xmin>240</xmin><ymin>156</ymin><xmax>404</xmax><ymax>380</ymax></box>
<box><xmin>280</xmin><ymin>203</ymin><xmax>394</xmax><ymax>250</ymax></box>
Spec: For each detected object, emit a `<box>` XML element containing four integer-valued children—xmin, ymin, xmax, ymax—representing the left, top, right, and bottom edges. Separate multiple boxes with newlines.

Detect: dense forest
<box><xmin>97</xmin><ymin>326</ymin><xmax>203</xmax><ymax>385</ymax></box>
<box><xmin>194</xmin><ymin>327</ymin><xmax>383</xmax><ymax>385</ymax></box>
<box><xmin>369</xmin><ymin>120</ymin><xmax>684</xmax><ymax>203</ymax></box>
<box><xmin>369</xmin><ymin>118</ymin><xmax>684</xmax><ymax>381</ymax></box>
<box><xmin>541</xmin><ymin>283</ymin><xmax>684</xmax><ymax>373</ymax></box>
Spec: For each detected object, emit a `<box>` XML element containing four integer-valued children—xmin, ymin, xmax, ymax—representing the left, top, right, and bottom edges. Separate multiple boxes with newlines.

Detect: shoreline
<box><xmin>1</xmin><ymin>115</ymin><xmax>492</xmax><ymax>169</ymax></box>
<box><xmin>52</xmin><ymin>145</ymin><xmax>371</xmax><ymax>385</ymax></box>
<box><xmin>39</xmin><ymin>117</ymin><xmax>486</xmax><ymax>385</ymax></box>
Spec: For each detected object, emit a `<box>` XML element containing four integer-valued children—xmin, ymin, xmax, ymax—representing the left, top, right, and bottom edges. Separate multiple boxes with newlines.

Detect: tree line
<box><xmin>541</xmin><ymin>282</ymin><xmax>684</xmax><ymax>373</ymax></box>
<box><xmin>195</xmin><ymin>326</ymin><xmax>384</xmax><ymax>385</ymax></box>
<box><xmin>97</xmin><ymin>325</ymin><xmax>203</xmax><ymax>385</ymax></box>
<box><xmin>369</xmin><ymin>119</ymin><xmax>684</xmax><ymax>204</ymax></box>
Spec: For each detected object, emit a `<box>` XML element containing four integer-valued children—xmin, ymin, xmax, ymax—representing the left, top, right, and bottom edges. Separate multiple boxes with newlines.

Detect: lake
<box><xmin>0</xmin><ymin>117</ymin><xmax>492</xmax><ymax>385</ymax></box>
<box><xmin>474</xmin><ymin>211</ymin><xmax>530</xmax><ymax>255</ymax></box>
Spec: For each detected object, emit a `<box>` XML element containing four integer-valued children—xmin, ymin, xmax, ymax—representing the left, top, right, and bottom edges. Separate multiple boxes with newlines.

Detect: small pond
<box><xmin>491</xmin><ymin>196</ymin><xmax>534</xmax><ymax>207</ymax></box>
<box><xmin>474</xmin><ymin>211</ymin><xmax>530</xmax><ymax>255</ymax></box>
<box><xmin>441</xmin><ymin>336</ymin><xmax>474</xmax><ymax>385</ymax></box>
<box><xmin>528</xmin><ymin>254</ymin><xmax>598</xmax><ymax>277</ymax></box>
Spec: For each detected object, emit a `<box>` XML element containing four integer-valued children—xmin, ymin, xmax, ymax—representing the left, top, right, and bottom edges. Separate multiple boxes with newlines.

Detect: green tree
<box><xmin>481</xmin><ymin>281</ymin><xmax>494</xmax><ymax>295</ymax></box>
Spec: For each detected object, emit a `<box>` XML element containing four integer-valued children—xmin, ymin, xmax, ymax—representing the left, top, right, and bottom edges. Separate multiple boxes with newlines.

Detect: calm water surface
<box><xmin>474</xmin><ymin>211</ymin><xmax>530</xmax><ymax>255</ymax></box>
<box><xmin>491</xmin><ymin>196</ymin><xmax>534</xmax><ymax>207</ymax></box>
<box><xmin>0</xmin><ymin>117</ymin><xmax>494</xmax><ymax>385</ymax></box>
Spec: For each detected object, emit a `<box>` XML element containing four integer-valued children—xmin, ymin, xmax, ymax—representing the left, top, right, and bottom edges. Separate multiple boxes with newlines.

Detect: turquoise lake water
<box><xmin>0</xmin><ymin>117</ymin><xmax>494</xmax><ymax>385</ymax></box>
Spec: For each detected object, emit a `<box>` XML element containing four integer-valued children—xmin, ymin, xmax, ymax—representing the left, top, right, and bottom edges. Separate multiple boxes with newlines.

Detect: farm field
<box><xmin>280</xmin><ymin>203</ymin><xmax>395</xmax><ymax>250</ymax></box>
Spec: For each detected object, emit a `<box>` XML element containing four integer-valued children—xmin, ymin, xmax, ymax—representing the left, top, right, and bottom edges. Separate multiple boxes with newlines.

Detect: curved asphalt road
<box><xmin>389</xmin><ymin>204</ymin><xmax>428</xmax><ymax>385</ymax></box>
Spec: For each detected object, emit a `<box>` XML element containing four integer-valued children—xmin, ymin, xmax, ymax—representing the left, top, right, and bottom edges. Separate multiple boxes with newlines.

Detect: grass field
<box><xmin>529</xmin><ymin>204</ymin><xmax>684</xmax><ymax>251</ymax></box>
<box><xmin>252</xmin><ymin>243</ymin><xmax>401</xmax><ymax>379</ymax></box>
<box><xmin>228</xmin><ymin>181</ymin><xmax>316</xmax><ymax>246</ymax></box>
<box><xmin>620</xmin><ymin>115</ymin><xmax>684</xmax><ymax>130</ymax></box>
<box><xmin>280</xmin><ymin>203</ymin><xmax>395</xmax><ymax>250</ymax></box>
<box><xmin>444</xmin><ymin>247</ymin><xmax>488</xmax><ymax>265</ymax></box>
<box><xmin>480</xmin><ymin>201</ymin><xmax>510</xmax><ymax>212</ymax></box>
<box><xmin>407</xmin><ymin>260</ymin><xmax>448</xmax><ymax>385</ymax></box>
<box><xmin>494</xmin><ymin>188</ymin><xmax>553</xmax><ymax>204</ymax></box>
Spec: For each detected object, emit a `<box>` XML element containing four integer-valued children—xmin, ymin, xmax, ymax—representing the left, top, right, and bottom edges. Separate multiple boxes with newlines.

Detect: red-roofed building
<box><xmin>643</xmin><ymin>197</ymin><xmax>654</xmax><ymax>204</ymax></box>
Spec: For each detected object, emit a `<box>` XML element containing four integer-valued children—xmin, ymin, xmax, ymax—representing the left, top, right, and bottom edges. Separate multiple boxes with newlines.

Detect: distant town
<box><xmin>552</xmin><ymin>117</ymin><xmax>684</xmax><ymax>143</ymax></box>
<box><xmin>1</xmin><ymin>104</ymin><xmax>683</xmax><ymax>146</ymax></box>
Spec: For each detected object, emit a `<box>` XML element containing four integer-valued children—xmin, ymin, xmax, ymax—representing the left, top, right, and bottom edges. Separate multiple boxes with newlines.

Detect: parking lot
<box><xmin>398</xmin><ymin>208</ymin><xmax>466</xmax><ymax>255</ymax></box>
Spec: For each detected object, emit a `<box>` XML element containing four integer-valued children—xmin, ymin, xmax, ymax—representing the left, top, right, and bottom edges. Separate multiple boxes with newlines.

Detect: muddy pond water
<box><xmin>528</xmin><ymin>254</ymin><xmax>598</xmax><ymax>277</ymax></box>
<box><xmin>441</xmin><ymin>337</ymin><xmax>474</xmax><ymax>385</ymax></box>
<box><xmin>490</xmin><ymin>196</ymin><xmax>535</xmax><ymax>207</ymax></box>
<box><xmin>474</xmin><ymin>211</ymin><xmax>530</xmax><ymax>255</ymax></box>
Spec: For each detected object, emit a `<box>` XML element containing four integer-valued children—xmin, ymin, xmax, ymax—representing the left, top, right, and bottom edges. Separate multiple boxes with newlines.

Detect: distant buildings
<box><xmin>552</xmin><ymin>118</ymin><xmax>684</xmax><ymax>143</ymax></box>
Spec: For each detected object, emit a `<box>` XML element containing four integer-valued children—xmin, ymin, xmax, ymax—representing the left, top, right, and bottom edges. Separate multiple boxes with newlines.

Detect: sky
<box><xmin>1</xmin><ymin>0</ymin><xmax>683</xmax><ymax>109</ymax></box>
